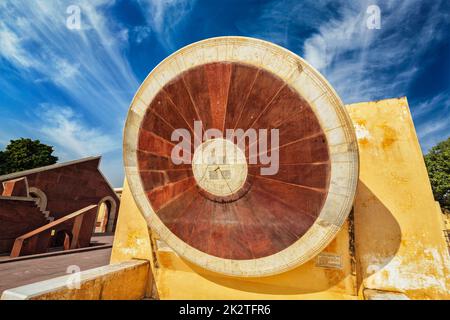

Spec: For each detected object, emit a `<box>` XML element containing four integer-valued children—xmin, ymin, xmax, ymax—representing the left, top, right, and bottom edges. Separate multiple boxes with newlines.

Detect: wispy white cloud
<box><xmin>300</xmin><ymin>0</ymin><xmax>447</xmax><ymax>103</ymax></box>
<box><xmin>243</xmin><ymin>0</ymin><xmax>450</xmax><ymax>151</ymax></box>
<box><xmin>243</xmin><ymin>0</ymin><xmax>448</xmax><ymax>103</ymax></box>
<box><xmin>0</xmin><ymin>22</ymin><xmax>34</xmax><ymax>68</ymax></box>
<box><xmin>417</xmin><ymin>118</ymin><xmax>449</xmax><ymax>141</ymax></box>
<box><xmin>136</xmin><ymin>0</ymin><xmax>196</xmax><ymax>50</ymax></box>
<box><xmin>0</xmin><ymin>0</ymin><xmax>140</xmax><ymax>185</ymax></box>
<box><xmin>236</xmin><ymin>0</ymin><xmax>331</xmax><ymax>49</ymax></box>
<box><xmin>414</xmin><ymin>93</ymin><xmax>450</xmax><ymax>151</ymax></box>
<box><xmin>412</xmin><ymin>93</ymin><xmax>450</xmax><ymax>119</ymax></box>
<box><xmin>37</xmin><ymin>104</ymin><xmax>118</xmax><ymax>160</ymax></box>
<box><xmin>0</xmin><ymin>104</ymin><xmax>124</xmax><ymax>186</ymax></box>
<box><xmin>300</xmin><ymin>1</ymin><xmax>450</xmax><ymax>151</ymax></box>
<box><xmin>35</xmin><ymin>103</ymin><xmax>124</xmax><ymax>186</ymax></box>
<box><xmin>0</xmin><ymin>1</ymin><xmax>139</xmax><ymax>121</ymax></box>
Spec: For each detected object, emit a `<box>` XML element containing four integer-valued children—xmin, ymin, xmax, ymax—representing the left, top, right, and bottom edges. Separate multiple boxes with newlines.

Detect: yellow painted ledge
<box><xmin>1</xmin><ymin>260</ymin><xmax>150</xmax><ymax>300</ymax></box>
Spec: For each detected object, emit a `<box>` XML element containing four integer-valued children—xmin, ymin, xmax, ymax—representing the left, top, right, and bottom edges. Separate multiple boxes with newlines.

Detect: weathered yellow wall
<box><xmin>348</xmin><ymin>97</ymin><xmax>450</xmax><ymax>299</ymax></box>
<box><xmin>111</xmin><ymin>97</ymin><xmax>450</xmax><ymax>300</ymax></box>
<box><xmin>110</xmin><ymin>180</ymin><xmax>153</xmax><ymax>264</ymax></box>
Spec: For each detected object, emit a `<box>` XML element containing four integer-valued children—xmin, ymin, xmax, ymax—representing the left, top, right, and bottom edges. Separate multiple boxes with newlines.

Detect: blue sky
<box><xmin>0</xmin><ymin>0</ymin><xmax>449</xmax><ymax>187</ymax></box>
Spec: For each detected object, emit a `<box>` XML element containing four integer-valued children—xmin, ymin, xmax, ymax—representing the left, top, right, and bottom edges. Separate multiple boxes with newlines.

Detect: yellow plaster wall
<box><xmin>347</xmin><ymin>97</ymin><xmax>450</xmax><ymax>299</ymax></box>
<box><xmin>110</xmin><ymin>179</ymin><xmax>153</xmax><ymax>264</ymax></box>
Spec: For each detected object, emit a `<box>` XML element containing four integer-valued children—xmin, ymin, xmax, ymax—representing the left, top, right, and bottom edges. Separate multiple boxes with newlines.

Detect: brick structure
<box><xmin>0</xmin><ymin>157</ymin><xmax>119</xmax><ymax>256</ymax></box>
<box><xmin>0</xmin><ymin>196</ymin><xmax>48</xmax><ymax>253</ymax></box>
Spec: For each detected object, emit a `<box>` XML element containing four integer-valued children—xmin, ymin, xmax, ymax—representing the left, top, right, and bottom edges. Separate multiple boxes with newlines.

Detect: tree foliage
<box><xmin>0</xmin><ymin>138</ymin><xmax>58</xmax><ymax>175</ymax></box>
<box><xmin>424</xmin><ymin>136</ymin><xmax>450</xmax><ymax>212</ymax></box>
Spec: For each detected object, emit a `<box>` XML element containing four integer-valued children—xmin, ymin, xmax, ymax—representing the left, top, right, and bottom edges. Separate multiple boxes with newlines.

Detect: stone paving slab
<box><xmin>0</xmin><ymin>246</ymin><xmax>112</xmax><ymax>294</ymax></box>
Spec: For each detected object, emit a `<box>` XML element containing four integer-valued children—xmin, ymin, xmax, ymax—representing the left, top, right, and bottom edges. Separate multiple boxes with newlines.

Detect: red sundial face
<box><xmin>136</xmin><ymin>61</ymin><xmax>330</xmax><ymax>260</ymax></box>
<box><xmin>125</xmin><ymin>37</ymin><xmax>358</xmax><ymax>277</ymax></box>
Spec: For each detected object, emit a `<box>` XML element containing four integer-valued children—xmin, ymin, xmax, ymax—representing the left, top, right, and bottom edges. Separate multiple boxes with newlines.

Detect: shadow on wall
<box><xmin>353</xmin><ymin>180</ymin><xmax>402</xmax><ymax>293</ymax></box>
<box><xmin>185</xmin><ymin>259</ymin><xmax>352</xmax><ymax>295</ymax></box>
<box><xmin>183</xmin><ymin>234</ymin><xmax>354</xmax><ymax>295</ymax></box>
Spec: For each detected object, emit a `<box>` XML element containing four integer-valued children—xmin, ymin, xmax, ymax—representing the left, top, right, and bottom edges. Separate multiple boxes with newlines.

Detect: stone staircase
<box><xmin>2</xmin><ymin>177</ymin><xmax>54</xmax><ymax>222</ymax></box>
<box><xmin>0</xmin><ymin>177</ymin><xmax>55</xmax><ymax>254</ymax></box>
<box><xmin>34</xmin><ymin>202</ymin><xmax>53</xmax><ymax>223</ymax></box>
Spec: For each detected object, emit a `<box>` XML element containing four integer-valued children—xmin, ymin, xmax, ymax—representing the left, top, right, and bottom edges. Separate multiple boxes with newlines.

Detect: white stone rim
<box><xmin>123</xmin><ymin>36</ymin><xmax>359</xmax><ymax>277</ymax></box>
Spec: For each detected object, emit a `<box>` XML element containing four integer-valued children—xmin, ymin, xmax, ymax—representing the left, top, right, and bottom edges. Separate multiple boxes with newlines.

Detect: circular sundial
<box><xmin>123</xmin><ymin>36</ymin><xmax>359</xmax><ymax>277</ymax></box>
<box><xmin>192</xmin><ymin>138</ymin><xmax>248</xmax><ymax>198</ymax></box>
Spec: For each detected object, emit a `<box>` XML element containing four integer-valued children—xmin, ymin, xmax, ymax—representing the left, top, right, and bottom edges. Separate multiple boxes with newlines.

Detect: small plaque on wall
<box><xmin>315</xmin><ymin>253</ymin><xmax>343</xmax><ymax>269</ymax></box>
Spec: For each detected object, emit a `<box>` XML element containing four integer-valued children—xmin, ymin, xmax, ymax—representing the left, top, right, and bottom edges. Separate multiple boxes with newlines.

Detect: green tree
<box><xmin>0</xmin><ymin>151</ymin><xmax>6</xmax><ymax>175</ymax></box>
<box><xmin>0</xmin><ymin>138</ymin><xmax>58</xmax><ymax>175</ymax></box>
<box><xmin>424</xmin><ymin>136</ymin><xmax>450</xmax><ymax>212</ymax></box>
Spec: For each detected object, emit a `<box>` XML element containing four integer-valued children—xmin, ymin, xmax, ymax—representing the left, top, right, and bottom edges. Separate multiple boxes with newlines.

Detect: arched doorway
<box><xmin>28</xmin><ymin>187</ymin><xmax>48</xmax><ymax>211</ymax></box>
<box><xmin>95</xmin><ymin>196</ymin><xmax>117</xmax><ymax>233</ymax></box>
<box><xmin>28</xmin><ymin>187</ymin><xmax>52</xmax><ymax>221</ymax></box>
<box><xmin>51</xmin><ymin>229</ymin><xmax>73</xmax><ymax>250</ymax></box>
